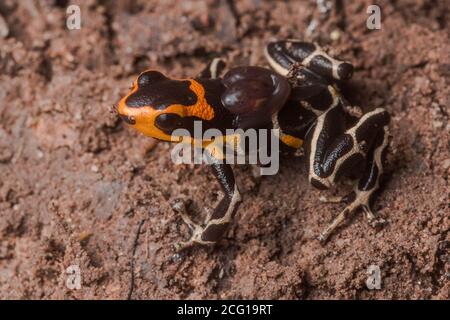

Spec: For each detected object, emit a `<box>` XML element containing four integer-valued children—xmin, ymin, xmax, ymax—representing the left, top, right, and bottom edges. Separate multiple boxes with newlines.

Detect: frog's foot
<box><xmin>171</xmin><ymin>200</ymin><xmax>215</xmax><ymax>251</ymax></box>
<box><xmin>360</xmin><ymin>201</ymin><xmax>386</xmax><ymax>228</ymax></box>
<box><xmin>174</xmin><ymin>220</ymin><xmax>214</xmax><ymax>251</ymax></box>
<box><xmin>318</xmin><ymin>190</ymin><xmax>386</xmax><ymax>242</ymax></box>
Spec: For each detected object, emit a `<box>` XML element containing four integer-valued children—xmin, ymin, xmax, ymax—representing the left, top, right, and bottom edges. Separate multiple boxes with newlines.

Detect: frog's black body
<box><xmin>117</xmin><ymin>40</ymin><xmax>390</xmax><ymax>249</ymax></box>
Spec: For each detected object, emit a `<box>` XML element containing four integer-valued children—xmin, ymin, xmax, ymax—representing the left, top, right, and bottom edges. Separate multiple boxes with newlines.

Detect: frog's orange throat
<box><xmin>117</xmin><ymin>74</ymin><xmax>215</xmax><ymax>146</ymax></box>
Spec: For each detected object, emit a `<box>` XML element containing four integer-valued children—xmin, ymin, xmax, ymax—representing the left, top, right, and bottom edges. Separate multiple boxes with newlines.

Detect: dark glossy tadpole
<box><xmin>221</xmin><ymin>66</ymin><xmax>291</xmax><ymax>129</ymax></box>
<box><xmin>221</xmin><ymin>79</ymin><xmax>272</xmax><ymax>115</ymax></box>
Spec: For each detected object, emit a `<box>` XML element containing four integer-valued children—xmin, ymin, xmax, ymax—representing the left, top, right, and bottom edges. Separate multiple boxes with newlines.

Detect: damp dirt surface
<box><xmin>0</xmin><ymin>0</ymin><xmax>449</xmax><ymax>300</ymax></box>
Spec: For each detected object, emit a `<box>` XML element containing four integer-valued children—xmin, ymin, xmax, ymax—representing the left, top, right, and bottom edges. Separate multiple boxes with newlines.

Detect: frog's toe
<box><xmin>319</xmin><ymin>191</ymin><xmax>355</xmax><ymax>204</ymax></box>
<box><xmin>174</xmin><ymin>239</ymin><xmax>195</xmax><ymax>252</ymax></box>
<box><xmin>318</xmin><ymin>205</ymin><xmax>354</xmax><ymax>242</ymax></box>
<box><xmin>362</xmin><ymin>205</ymin><xmax>386</xmax><ymax>228</ymax></box>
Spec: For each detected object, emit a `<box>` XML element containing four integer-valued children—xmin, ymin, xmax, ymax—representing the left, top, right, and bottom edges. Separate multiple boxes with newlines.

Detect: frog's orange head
<box><xmin>117</xmin><ymin>70</ymin><xmax>216</xmax><ymax>142</ymax></box>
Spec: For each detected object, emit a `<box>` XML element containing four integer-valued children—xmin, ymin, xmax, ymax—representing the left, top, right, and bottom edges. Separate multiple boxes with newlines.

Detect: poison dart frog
<box><xmin>117</xmin><ymin>40</ymin><xmax>390</xmax><ymax>250</ymax></box>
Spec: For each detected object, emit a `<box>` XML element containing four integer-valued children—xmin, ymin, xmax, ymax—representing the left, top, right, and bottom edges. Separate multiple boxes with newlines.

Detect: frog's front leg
<box><xmin>197</xmin><ymin>58</ymin><xmax>226</xmax><ymax>79</ymax></box>
<box><xmin>305</xmin><ymin>96</ymin><xmax>390</xmax><ymax>241</ymax></box>
<box><xmin>174</xmin><ymin>160</ymin><xmax>241</xmax><ymax>251</ymax></box>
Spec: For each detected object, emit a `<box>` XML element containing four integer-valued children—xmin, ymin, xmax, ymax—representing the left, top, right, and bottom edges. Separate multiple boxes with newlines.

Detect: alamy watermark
<box><xmin>366</xmin><ymin>265</ymin><xmax>381</xmax><ymax>290</ymax></box>
<box><xmin>367</xmin><ymin>5</ymin><xmax>382</xmax><ymax>30</ymax></box>
<box><xmin>65</xmin><ymin>264</ymin><xmax>81</xmax><ymax>290</ymax></box>
<box><xmin>170</xmin><ymin>121</ymin><xmax>280</xmax><ymax>176</ymax></box>
<box><xmin>66</xmin><ymin>5</ymin><xmax>81</xmax><ymax>30</ymax></box>
<box><xmin>66</xmin><ymin>4</ymin><xmax>381</xmax><ymax>31</ymax></box>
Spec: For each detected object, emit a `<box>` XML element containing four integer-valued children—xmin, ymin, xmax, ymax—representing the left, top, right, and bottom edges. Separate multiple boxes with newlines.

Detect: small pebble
<box><xmin>78</xmin><ymin>231</ymin><xmax>92</xmax><ymax>242</ymax></box>
<box><xmin>0</xmin><ymin>14</ymin><xmax>9</xmax><ymax>38</ymax></box>
<box><xmin>330</xmin><ymin>29</ymin><xmax>341</xmax><ymax>41</ymax></box>
<box><xmin>171</xmin><ymin>199</ymin><xmax>185</xmax><ymax>213</ymax></box>
<box><xmin>306</xmin><ymin>19</ymin><xmax>318</xmax><ymax>36</ymax></box>
<box><xmin>171</xmin><ymin>253</ymin><xmax>183</xmax><ymax>263</ymax></box>
<box><xmin>432</xmin><ymin>121</ymin><xmax>443</xmax><ymax>129</ymax></box>
<box><xmin>442</xmin><ymin>159</ymin><xmax>450</xmax><ymax>170</ymax></box>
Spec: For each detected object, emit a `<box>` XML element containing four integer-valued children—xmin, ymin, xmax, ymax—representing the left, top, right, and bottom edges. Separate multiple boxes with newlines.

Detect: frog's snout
<box><xmin>117</xmin><ymin>95</ymin><xmax>138</xmax><ymax>125</ymax></box>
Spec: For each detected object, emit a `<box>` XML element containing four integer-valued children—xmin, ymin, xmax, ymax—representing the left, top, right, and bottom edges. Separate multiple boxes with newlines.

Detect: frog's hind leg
<box><xmin>318</xmin><ymin>124</ymin><xmax>389</xmax><ymax>241</ymax></box>
<box><xmin>265</xmin><ymin>39</ymin><xmax>353</xmax><ymax>81</ymax></box>
<box><xmin>305</xmin><ymin>104</ymin><xmax>390</xmax><ymax>242</ymax></box>
<box><xmin>353</xmin><ymin>123</ymin><xmax>390</xmax><ymax>228</ymax></box>
<box><xmin>197</xmin><ymin>58</ymin><xmax>226</xmax><ymax>79</ymax></box>
<box><xmin>173</xmin><ymin>159</ymin><xmax>241</xmax><ymax>251</ymax></box>
<box><xmin>319</xmin><ymin>192</ymin><xmax>354</xmax><ymax>204</ymax></box>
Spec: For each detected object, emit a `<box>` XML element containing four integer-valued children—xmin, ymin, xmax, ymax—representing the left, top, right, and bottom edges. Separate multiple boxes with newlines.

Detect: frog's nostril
<box><xmin>119</xmin><ymin>114</ymin><xmax>136</xmax><ymax>125</ymax></box>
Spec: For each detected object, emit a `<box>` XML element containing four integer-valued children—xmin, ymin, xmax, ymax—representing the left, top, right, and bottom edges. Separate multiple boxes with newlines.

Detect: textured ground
<box><xmin>0</xmin><ymin>0</ymin><xmax>448</xmax><ymax>299</ymax></box>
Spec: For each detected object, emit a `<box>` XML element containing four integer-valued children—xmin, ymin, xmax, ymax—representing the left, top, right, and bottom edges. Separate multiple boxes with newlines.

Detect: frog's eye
<box><xmin>137</xmin><ymin>71</ymin><xmax>166</xmax><ymax>86</ymax></box>
<box><xmin>155</xmin><ymin>113</ymin><xmax>183</xmax><ymax>132</ymax></box>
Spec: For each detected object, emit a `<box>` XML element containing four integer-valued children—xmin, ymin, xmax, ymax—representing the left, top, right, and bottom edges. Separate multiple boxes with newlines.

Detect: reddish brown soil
<box><xmin>0</xmin><ymin>0</ymin><xmax>448</xmax><ymax>299</ymax></box>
